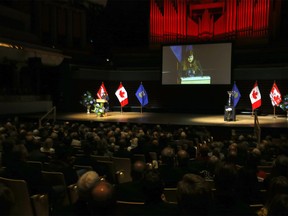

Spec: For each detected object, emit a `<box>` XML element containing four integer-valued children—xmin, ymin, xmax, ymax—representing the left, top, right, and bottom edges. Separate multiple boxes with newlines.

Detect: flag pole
<box><xmin>141</xmin><ymin>105</ymin><xmax>143</xmax><ymax>114</ymax></box>
<box><xmin>273</xmin><ymin>106</ymin><xmax>276</xmax><ymax>119</ymax></box>
<box><xmin>121</xmin><ymin>106</ymin><xmax>122</xmax><ymax>114</ymax></box>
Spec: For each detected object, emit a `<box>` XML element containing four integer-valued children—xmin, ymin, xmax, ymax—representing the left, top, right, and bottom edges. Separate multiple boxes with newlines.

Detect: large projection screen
<box><xmin>162</xmin><ymin>42</ymin><xmax>232</xmax><ymax>85</ymax></box>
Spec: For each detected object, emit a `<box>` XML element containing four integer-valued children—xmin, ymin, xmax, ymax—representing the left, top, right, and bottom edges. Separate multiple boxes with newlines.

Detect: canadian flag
<box><xmin>115</xmin><ymin>82</ymin><xmax>128</xmax><ymax>107</ymax></box>
<box><xmin>97</xmin><ymin>82</ymin><xmax>108</xmax><ymax>99</ymax></box>
<box><xmin>270</xmin><ymin>82</ymin><xmax>282</xmax><ymax>106</ymax></box>
<box><xmin>249</xmin><ymin>82</ymin><xmax>261</xmax><ymax>110</ymax></box>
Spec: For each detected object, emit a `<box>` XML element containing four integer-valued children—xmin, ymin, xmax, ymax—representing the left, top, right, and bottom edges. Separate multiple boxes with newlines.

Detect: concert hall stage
<box><xmin>54</xmin><ymin>112</ymin><xmax>285</xmax><ymax>127</ymax></box>
<box><xmin>54</xmin><ymin>111</ymin><xmax>287</xmax><ymax>129</ymax></box>
<box><xmin>22</xmin><ymin>111</ymin><xmax>287</xmax><ymax>141</ymax></box>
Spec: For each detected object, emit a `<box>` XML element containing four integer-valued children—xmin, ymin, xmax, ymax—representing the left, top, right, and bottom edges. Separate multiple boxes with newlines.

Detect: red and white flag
<box><xmin>270</xmin><ymin>82</ymin><xmax>282</xmax><ymax>106</ymax></box>
<box><xmin>97</xmin><ymin>82</ymin><xmax>108</xmax><ymax>99</ymax></box>
<box><xmin>249</xmin><ymin>82</ymin><xmax>261</xmax><ymax>110</ymax></box>
<box><xmin>115</xmin><ymin>82</ymin><xmax>128</xmax><ymax>107</ymax></box>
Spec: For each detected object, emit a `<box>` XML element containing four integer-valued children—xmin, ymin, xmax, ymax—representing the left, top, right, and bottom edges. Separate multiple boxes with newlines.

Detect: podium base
<box><xmin>224</xmin><ymin>106</ymin><xmax>236</xmax><ymax>121</ymax></box>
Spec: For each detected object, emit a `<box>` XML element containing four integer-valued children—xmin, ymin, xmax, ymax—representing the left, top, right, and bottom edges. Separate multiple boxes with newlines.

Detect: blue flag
<box><xmin>135</xmin><ymin>83</ymin><xmax>148</xmax><ymax>106</ymax></box>
<box><xmin>232</xmin><ymin>83</ymin><xmax>241</xmax><ymax>107</ymax></box>
<box><xmin>170</xmin><ymin>45</ymin><xmax>182</xmax><ymax>63</ymax></box>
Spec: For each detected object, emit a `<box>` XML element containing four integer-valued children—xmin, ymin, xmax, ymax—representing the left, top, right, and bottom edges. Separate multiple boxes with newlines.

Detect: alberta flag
<box><xmin>135</xmin><ymin>83</ymin><xmax>148</xmax><ymax>106</ymax></box>
<box><xmin>115</xmin><ymin>82</ymin><xmax>128</xmax><ymax>107</ymax></box>
<box><xmin>232</xmin><ymin>82</ymin><xmax>241</xmax><ymax>107</ymax></box>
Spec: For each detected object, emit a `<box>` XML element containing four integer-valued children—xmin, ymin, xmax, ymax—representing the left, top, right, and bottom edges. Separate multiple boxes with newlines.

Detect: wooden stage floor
<box><xmin>53</xmin><ymin>111</ymin><xmax>288</xmax><ymax>129</ymax></box>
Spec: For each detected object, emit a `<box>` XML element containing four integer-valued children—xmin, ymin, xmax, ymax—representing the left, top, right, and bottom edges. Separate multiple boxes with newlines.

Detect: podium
<box><xmin>180</xmin><ymin>76</ymin><xmax>211</xmax><ymax>84</ymax></box>
<box><xmin>95</xmin><ymin>99</ymin><xmax>108</xmax><ymax>117</ymax></box>
<box><xmin>224</xmin><ymin>106</ymin><xmax>235</xmax><ymax>121</ymax></box>
<box><xmin>96</xmin><ymin>99</ymin><xmax>107</xmax><ymax>104</ymax></box>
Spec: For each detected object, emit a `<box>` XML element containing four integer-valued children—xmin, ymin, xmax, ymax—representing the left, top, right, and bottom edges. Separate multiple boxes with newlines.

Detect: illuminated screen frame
<box><xmin>161</xmin><ymin>42</ymin><xmax>232</xmax><ymax>85</ymax></box>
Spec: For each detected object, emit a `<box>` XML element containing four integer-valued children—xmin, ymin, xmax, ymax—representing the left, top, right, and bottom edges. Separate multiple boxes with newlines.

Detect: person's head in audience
<box><xmin>177</xmin><ymin>173</ymin><xmax>213</xmax><ymax>215</ymax></box>
<box><xmin>271</xmin><ymin>155</ymin><xmax>288</xmax><ymax>178</ymax></box>
<box><xmin>268</xmin><ymin>194</ymin><xmax>288</xmax><ymax>216</ymax></box>
<box><xmin>130</xmin><ymin>160</ymin><xmax>146</xmax><ymax>181</ymax></box>
<box><xmin>225</xmin><ymin>150</ymin><xmax>238</xmax><ymax>165</ymax></box>
<box><xmin>142</xmin><ymin>169</ymin><xmax>164</xmax><ymax>203</ymax></box>
<box><xmin>0</xmin><ymin>183</ymin><xmax>15</xmax><ymax>215</ymax></box>
<box><xmin>11</xmin><ymin>143</ymin><xmax>29</xmax><ymax>162</ymax></box>
<box><xmin>77</xmin><ymin>171</ymin><xmax>101</xmax><ymax>200</ymax></box>
<box><xmin>89</xmin><ymin>180</ymin><xmax>116</xmax><ymax>215</ymax></box>
<box><xmin>41</xmin><ymin>137</ymin><xmax>55</xmax><ymax>153</ymax></box>
<box><xmin>214</xmin><ymin>162</ymin><xmax>238</xmax><ymax>192</ymax></box>
<box><xmin>177</xmin><ymin>149</ymin><xmax>190</xmax><ymax>167</ymax></box>
<box><xmin>160</xmin><ymin>146</ymin><xmax>175</xmax><ymax>167</ymax></box>
<box><xmin>266</xmin><ymin>176</ymin><xmax>288</xmax><ymax>207</ymax></box>
<box><xmin>197</xmin><ymin>144</ymin><xmax>210</xmax><ymax>159</ymax></box>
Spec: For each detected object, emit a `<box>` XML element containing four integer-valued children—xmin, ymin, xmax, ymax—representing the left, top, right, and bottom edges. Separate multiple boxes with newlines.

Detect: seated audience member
<box><xmin>263</xmin><ymin>155</ymin><xmax>288</xmax><ymax>190</ymax></box>
<box><xmin>158</xmin><ymin>146</ymin><xmax>181</xmax><ymax>188</ymax></box>
<box><xmin>40</xmin><ymin>137</ymin><xmax>55</xmax><ymax>156</ymax></box>
<box><xmin>2</xmin><ymin>144</ymin><xmax>48</xmax><ymax>195</ymax></box>
<box><xmin>139</xmin><ymin>169</ymin><xmax>179</xmax><ymax>215</ymax></box>
<box><xmin>113</xmin><ymin>138</ymin><xmax>133</xmax><ymax>159</ymax></box>
<box><xmin>89</xmin><ymin>180</ymin><xmax>117</xmax><ymax>216</ymax></box>
<box><xmin>72</xmin><ymin>171</ymin><xmax>101</xmax><ymax>216</ymax></box>
<box><xmin>188</xmin><ymin>143</ymin><xmax>211</xmax><ymax>175</ymax></box>
<box><xmin>116</xmin><ymin>160</ymin><xmax>146</xmax><ymax>202</ymax></box>
<box><xmin>268</xmin><ymin>194</ymin><xmax>288</xmax><ymax>216</ymax></box>
<box><xmin>177</xmin><ymin>173</ymin><xmax>213</xmax><ymax>215</ymax></box>
<box><xmin>28</xmin><ymin>137</ymin><xmax>51</xmax><ymax>163</ymax></box>
<box><xmin>257</xmin><ymin>176</ymin><xmax>288</xmax><ymax>216</ymax></box>
<box><xmin>0</xmin><ymin>182</ymin><xmax>15</xmax><ymax>216</ymax></box>
<box><xmin>77</xmin><ymin>171</ymin><xmax>101</xmax><ymax>200</ymax></box>
<box><xmin>212</xmin><ymin>162</ymin><xmax>253</xmax><ymax>215</ymax></box>
<box><xmin>73</xmin><ymin>140</ymin><xmax>106</xmax><ymax>176</ymax></box>
<box><xmin>175</xmin><ymin>149</ymin><xmax>192</xmax><ymax>175</ymax></box>
<box><xmin>237</xmin><ymin>151</ymin><xmax>263</xmax><ymax>204</ymax></box>
<box><xmin>46</xmin><ymin>145</ymin><xmax>78</xmax><ymax>186</ymax></box>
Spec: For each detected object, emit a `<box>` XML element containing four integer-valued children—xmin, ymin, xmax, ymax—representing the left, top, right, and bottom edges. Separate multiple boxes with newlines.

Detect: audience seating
<box><xmin>91</xmin><ymin>155</ymin><xmax>111</xmax><ymax>162</ymax></box>
<box><xmin>0</xmin><ymin>176</ymin><xmax>49</xmax><ymax>216</ymax></box>
<box><xmin>163</xmin><ymin>187</ymin><xmax>177</xmax><ymax>204</ymax></box>
<box><xmin>112</xmin><ymin>157</ymin><xmax>132</xmax><ymax>183</ymax></box>
<box><xmin>257</xmin><ymin>165</ymin><xmax>273</xmax><ymax>175</ymax></box>
<box><xmin>73</xmin><ymin>165</ymin><xmax>94</xmax><ymax>178</ymax></box>
<box><xmin>132</xmin><ymin>154</ymin><xmax>146</xmax><ymax>163</ymax></box>
<box><xmin>249</xmin><ymin>203</ymin><xmax>264</xmax><ymax>215</ymax></box>
<box><xmin>116</xmin><ymin>200</ymin><xmax>145</xmax><ymax>215</ymax></box>
<box><xmin>96</xmin><ymin>160</ymin><xmax>117</xmax><ymax>184</ymax></box>
<box><xmin>205</xmin><ymin>179</ymin><xmax>216</xmax><ymax>190</ymax></box>
<box><xmin>41</xmin><ymin>171</ymin><xmax>71</xmax><ymax>208</ymax></box>
<box><xmin>67</xmin><ymin>184</ymin><xmax>79</xmax><ymax>205</ymax></box>
<box><xmin>27</xmin><ymin>160</ymin><xmax>43</xmax><ymax>171</ymax></box>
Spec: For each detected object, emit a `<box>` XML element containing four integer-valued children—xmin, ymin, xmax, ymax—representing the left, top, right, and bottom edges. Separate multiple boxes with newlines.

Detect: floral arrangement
<box><xmin>80</xmin><ymin>91</ymin><xmax>95</xmax><ymax>107</ymax></box>
<box><xmin>92</xmin><ymin>103</ymin><xmax>105</xmax><ymax>117</ymax></box>
<box><xmin>279</xmin><ymin>94</ymin><xmax>288</xmax><ymax>112</ymax></box>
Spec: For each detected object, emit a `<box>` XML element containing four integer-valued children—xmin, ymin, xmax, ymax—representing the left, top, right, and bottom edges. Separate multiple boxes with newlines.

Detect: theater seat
<box><xmin>0</xmin><ymin>176</ymin><xmax>49</xmax><ymax>216</ymax></box>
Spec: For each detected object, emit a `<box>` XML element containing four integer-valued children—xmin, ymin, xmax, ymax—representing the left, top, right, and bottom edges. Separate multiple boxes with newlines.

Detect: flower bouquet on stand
<box><xmin>80</xmin><ymin>91</ymin><xmax>96</xmax><ymax>114</ymax></box>
<box><xmin>92</xmin><ymin>103</ymin><xmax>105</xmax><ymax>117</ymax></box>
<box><xmin>279</xmin><ymin>94</ymin><xmax>288</xmax><ymax>119</ymax></box>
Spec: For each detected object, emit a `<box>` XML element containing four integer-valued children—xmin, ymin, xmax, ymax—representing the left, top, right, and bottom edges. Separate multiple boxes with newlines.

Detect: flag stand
<box><xmin>273</xmin><ymin>106</ymin><xmax>277</xmax><ymax>119</ymax></box>
<box><xmin>121</xmin><ymin>106</ymin><xmax>123</xmax><ymax>114</ymax></box>
<box><xmin>140</xmin><ymin>105</ymin><xmax>143</xmax><ymax>114</ymax></box>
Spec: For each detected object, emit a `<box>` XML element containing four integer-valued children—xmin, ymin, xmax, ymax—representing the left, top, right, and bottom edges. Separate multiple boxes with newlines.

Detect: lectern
<box><xmin>96</xmin><ymin>99</ymin><xmax>107</xmax><ymax>104</ymax></box>
<box><xmin>224</xmin><ymin>91</ymin><xmax>236</xmax><ymax>121</ymax></box>
<box><xmin>95</xmin><ymin>99</ymin><xmax>108</xmax><ymax>117</ymax></box>
<box><xmin>224</xmin><ymin>106</ymin><xmax>235</xmax><ymax>121</ymax></box>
